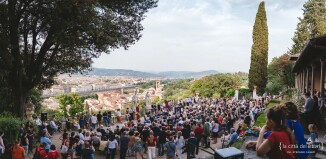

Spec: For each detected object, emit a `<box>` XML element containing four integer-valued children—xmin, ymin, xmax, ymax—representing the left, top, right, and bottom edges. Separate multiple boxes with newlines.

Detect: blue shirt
<box><xmin>304</xmin><ymin>97</ymin><xmax>314</xmax><ymax>112</ymax></box>
<box><xmin>40</xmin><ymin>137</ymin><xmax>51</xmax><ymax>150</ymax></box>
<box><xmin>165</xmin><ymin>141</ymin><xmax>176</xmax><ymax>157</ymax></box>
<box><xmin>286</xmin><ymin>119</ymin><xmax>309</xmax><ymax>159</ymax></box>
<box><xmin>229</xmin><ymin>132</ymin><xmax>238</xmax><ymax>143</ymax></box>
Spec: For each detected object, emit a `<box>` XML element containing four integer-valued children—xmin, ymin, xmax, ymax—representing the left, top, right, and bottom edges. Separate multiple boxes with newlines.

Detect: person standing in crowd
<box><xmin>40</xmin><ymin>132</ymin><xmax>51</xmax><ymax>153</ymax></box>
<box><xmin>120</xmin><ymin>131</ymin><xmax>130</xmax><ymax>159</ymax></box>
<box><xmin>187</xmin><ymin>132</ymin><xmax>197</xmax><ymax>158</ymax></box>
<box><xmin>146</xmin><ymin>131</ymin><xmax>157</xmax><ymax>159</ymax></box>
<box><xmin>141</xmin><ymin>126</ymin><xmax>150</xmax><ymax>154</ymax></box>
<box><xmin>81</xmin><ymin>142</ymin><xmax>94</xmax><ymax>159</ymax></box>
<box><xmin>103</xmin><ymin>111</ymin><xmax>108</xmax><ymax>126</ymax></box>
<box><xmin>20</xmin><ymin>132</ymin><xmax>29</xmax><ymax>155</ymax></box>
<box><xmin>97</xmin><ymin>112</ymin><xmax>103</xmax><ymax>127</ymax></box>
<box><xmin>165</xmin><ymin>136</ymin><xmax>176</xmax><ymax>159</ymax></box>
<box><xmin>12</xmin><ymin>141</ymin><xmax>25</xmax><ymax>159</ymax></box>
<box><xmin>91</xmin><ymin>114</ymin><xmax>97</xmax><ymax>129</ymax></box>
<box><xmin>212</xmin><ymin>120</ymin><xmax>219</xmax><ymax>144</ymax></box>
<box><xmin>203</xmin><ymin>118</ymin><xmax>211</xmax><ymax>148</ymax></box>
<box><xmin>106</xmin><ymin>135</ymin><xmax>118</xmax><ymax>159</ymax></box>
<box><xmin>158</xmin><ymin>127</ymin><xmax>168</xmax><ymax>157</ymax></box>
<box><xmin>229</xmin><ymin>128</ymin><xmax>238</xmax><ymax>146</ymax></box>
<box><xmin>175</xmin><ymin>131</ymin><xmax>185</xmax><ymax>159</ymax></box>
<box><xmin>134</xmin><ymin>132</ymin><xmax>144</xmax><ymax>159</ymax></box>
<box><xmin>47</xmin><ymin>145</ymin><xmax>60</xmax><ymax>159</ymax></box>
<box><xmin>194</xmin><ymin>123</ymin><xmax>203</xmax><ymax>155</ymax></box>
<box><xmin>303</xmin><ymin>92</ymin><xmax>314</xmax><ymax>127</ymax></box>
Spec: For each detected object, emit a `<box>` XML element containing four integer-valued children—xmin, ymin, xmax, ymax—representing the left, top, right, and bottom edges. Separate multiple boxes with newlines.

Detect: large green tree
<box><xmin>190</xmin><ymin>74</ymin><xmax>242</xmax><ymax>98</ymax></box>
<box><xmin>266</xmin><ymin>54</ymin><xmax>295</xmax><ymax>94</ymax></box>
<box><xmin>248</xmin><ymin>2</ymin><xmax>269</xmax><ymax>95</ymax></box>
<box><xmin>0</xmin><ymin>0</ymin><xmax>157</xmax><ymax>118</ymax></box>
<box><xmin>289</xmin><ymin>0</ymin><xmax>326</xmax><ymax>54</ymax></box>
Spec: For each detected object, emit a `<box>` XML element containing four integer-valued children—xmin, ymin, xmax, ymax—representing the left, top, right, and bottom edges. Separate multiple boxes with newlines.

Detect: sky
<box><xmin>93</xmin><ymin>0</ymin><xmax>306</xmax><ymax>73</ymax></box>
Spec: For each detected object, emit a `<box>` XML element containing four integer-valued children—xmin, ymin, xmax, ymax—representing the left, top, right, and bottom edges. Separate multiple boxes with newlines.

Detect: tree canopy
<box><xmin>248</xmin><ymin>2</ymin><xmax>269</xmax><ymax>95</ymax></box>
<box><xmin>289</xmin><ymin>0</ymin><xmax>326</xmax><ymax>54</ymax></box>
<box><xmin>190</xmin><ymin>74</ymin><xmax>242</xmax><ymax>98</ymax></box>
<box><xmin>0</xmin><ymin>0</ymin><xmax>157</xmax><ymax>117</ymax></box>
<box><xmin>266</xmin><ymin>54</ymin><xmax>295</xmax><ymax>94</ymax></box>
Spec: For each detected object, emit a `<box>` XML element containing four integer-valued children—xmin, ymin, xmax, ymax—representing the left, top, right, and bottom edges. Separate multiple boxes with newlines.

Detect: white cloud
<box><xmin>93</xmin><ymin>0</ymin><xmax>306</xmax><ymax>72</ymax></box>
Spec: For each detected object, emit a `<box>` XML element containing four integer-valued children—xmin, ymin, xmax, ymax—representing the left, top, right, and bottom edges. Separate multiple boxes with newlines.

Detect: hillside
<box><xmin>87</xmin><ymin>68</ymin><xmax>160</xmax><ymax>77</ymax></box>
<box><xmin>88</xmin><ymin>68</ymin><xmax>219</xmax><ymax>79</ymax></box>
<box><xmin>158</xmin><ymin>70</ymin><xmax>219</xmax><ymax>79</ymax></box>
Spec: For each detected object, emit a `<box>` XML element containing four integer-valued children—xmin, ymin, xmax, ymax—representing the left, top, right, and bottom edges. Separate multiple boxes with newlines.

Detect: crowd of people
<box><xmin>1</xmin><ymin>92</ymin><xmax>325</xmax><ymax>159</ymax></box>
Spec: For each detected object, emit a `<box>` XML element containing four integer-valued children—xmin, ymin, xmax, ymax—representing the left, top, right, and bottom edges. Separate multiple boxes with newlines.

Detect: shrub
<box><xmin>0</xmin><ymin>112</ymin><xmax>22</xmax><ymax>144</ymax></box>
<box><xmin>226</xmin><ymin>89</ymin><xmax>235</xmax><ymax>97</ymax></box>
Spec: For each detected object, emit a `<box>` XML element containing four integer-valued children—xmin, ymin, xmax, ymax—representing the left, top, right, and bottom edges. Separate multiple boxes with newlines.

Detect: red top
<box><xmin>218</xmin><ymin>116</ymin><xmax>223</xmax><ymax>125</ymax></box>
<box><xmin>146</xmin><ymin>136</ymin><xmax>157</xmax><ymax>147</ymax></box>
<box><xmin>48</xmin><ymin>150</ymin><xmax>60</xmax><ymax>159</ymax></box>
<box><xmin>194</xmin><ymin>126</ymin><xmax>204</xmax><ymax>138</ymax></box>
<box><xmin>36</xmin><ymin>147</ymin><xmax>48</xmax><ymax>159</ymax></box>
<box><xmin>267</xmin><ymin>131</ymin><xmax>295</xmax><ymax>159</ymax></box>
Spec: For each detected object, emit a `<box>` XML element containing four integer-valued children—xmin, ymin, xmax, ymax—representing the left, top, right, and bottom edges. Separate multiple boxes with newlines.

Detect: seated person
<box><xmin>50</xmin><ymin>120</ymin><xmax>58</xmax><ymax>132</ymax></box>
<box><xmin>229</xmin><ymin>128</ymin><xmax>238</xmax><ymax>146</ymax></box>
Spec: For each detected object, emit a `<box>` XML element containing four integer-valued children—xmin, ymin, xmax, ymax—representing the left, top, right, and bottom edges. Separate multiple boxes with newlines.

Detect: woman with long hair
<box><xmin>256</xmin><ymin>105</ymin><xmax>296</xmax><ymax>159</ymax></box>
<box><xmin>146</xmin><ymin>131</ymin><xmax>157</xmax><ymax>159</ymax></box>
<box><xmin>175</xmin><ymin>131</ymin><xmax>185</xmax><ymax>159</ymax></box>
<box><xmin>134</xmin><ymin>131</ymin><xmax>144</xmax><ymax>159</ymax></box>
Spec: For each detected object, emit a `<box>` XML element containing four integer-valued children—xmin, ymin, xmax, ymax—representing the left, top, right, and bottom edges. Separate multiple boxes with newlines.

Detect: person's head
<box><xmin>79</xmin><ymin>129</ymin><xmax>82</xmax><ymax>133</ymax></box>
<box><xmin>84</xmin><ymin>141</ymin><xmax>90</xmax><ymax>148</ymax></box>
<box><xmin>282</xmin><ymin>102</ymin><xmax>299</xmax><ymax>120</ymax></box>
<box><xmin>305</xmin><ymin>91</ymin><xmax>311</xmax><ymax>98</ymax></box>
<box><xmin>177</xmin><ymin>131</ymin><xmax>182</xmax><ymax>137</ymax></box>
<box><xmin>266</xmin><ymin>105</ymin><xmax>286</xmax><ymax>131</ymax></box>
<box><xmin>85</xmin><ymin>131</ymin><xmax>90</xmax><ymax>137</ymax></box>
<box><xmin>308</xmin><ymin>124</ymin><xmax>317</xmax><ymax>133</ymax></box>
<box><xmin>230</xmin><ymin>128</ymin><xmax>235</xmax><ymax>133</ymax></box>
<box><xmin>50</xmin><ymin>144</ymin><xmax>56</xmax><ymax>150</ymax></box>
<box><xmin>313</xmin><ymin>96</ymin><xmax>318</xmax><ymax>103</ymax></box>
<box><xmin>41</xmin><ymin>142</ymin><xmax>47</xmax><ymax>148</ymax></box>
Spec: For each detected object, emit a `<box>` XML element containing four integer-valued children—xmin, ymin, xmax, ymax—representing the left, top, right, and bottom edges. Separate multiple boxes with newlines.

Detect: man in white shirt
<box><xmin>91</xmin><ymin>114</ymin><xmax>97</xmax><ymax>129</ymax></box>
<box><xmin>50</xmin><ymin>119</ymin><xmax>58</xmax><ymax>132</ymax></box>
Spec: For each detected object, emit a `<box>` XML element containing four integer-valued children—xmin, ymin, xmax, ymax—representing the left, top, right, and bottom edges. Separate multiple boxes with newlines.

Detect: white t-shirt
<box><xmin>212</xmin><ymin>123</ymin><xmax>219</xmax><ymax>132</ymax></box>
<box><xmin>79</xmin><ymin>133</ymin><xmax>85</xmax><ymax>141</ymax></box>
<box><xmin>107</xmin><ymin>139</ymin><xmax>118</xmax><ymax>149</ymax></box>
<box><xmin>91</xmin><ymin>116</ymin><xmax>97</xmax><ymax>124</ymax></box>
<box><xmin>35</xmin><ymin>119</ymin><xmax>41</xmax><ymax>126</ymax></box>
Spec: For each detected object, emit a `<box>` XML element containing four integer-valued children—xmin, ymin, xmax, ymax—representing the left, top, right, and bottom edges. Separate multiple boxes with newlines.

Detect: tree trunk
<box><xmin>10</xmin><ymin>66</ymin><xmax>26</xmax><ymax>119</ymax></box>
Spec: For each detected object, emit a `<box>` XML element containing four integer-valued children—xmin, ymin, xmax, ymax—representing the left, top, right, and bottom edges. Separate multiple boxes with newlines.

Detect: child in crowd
<box><xmin>308</xmin><ymin>124</ymin><xmax>319</xmax><ymax>158</ymax></box>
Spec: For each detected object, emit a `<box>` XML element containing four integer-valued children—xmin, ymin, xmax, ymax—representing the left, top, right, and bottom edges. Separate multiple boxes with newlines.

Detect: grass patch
<box><xmin>253</xmin><ymin>100</ymin><xmax>282</xmax><ymax>127</ymax></box>
<box><xmin>232</xmin><ymin>137</ymin><xmax>245</xmax><ymax>149</ymax></box>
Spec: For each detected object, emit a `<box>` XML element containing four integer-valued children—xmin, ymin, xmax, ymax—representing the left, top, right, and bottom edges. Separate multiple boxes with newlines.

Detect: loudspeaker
<box><xmin>41</xmin><ymin>112</ymin><xmax>47</xmax><ymax>121</ymax></box>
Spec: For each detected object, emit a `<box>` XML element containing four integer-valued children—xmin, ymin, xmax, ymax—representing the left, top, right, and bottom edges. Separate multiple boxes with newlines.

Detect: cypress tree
<box><xmin>248</xmin><ymin>1</ymin><xmax>268</xmax><ymax>95</ymax></box>
<box><xmin>289</xmin><ymin>0</ymin><xmax>326</xmax><ymax>54</ymax></box>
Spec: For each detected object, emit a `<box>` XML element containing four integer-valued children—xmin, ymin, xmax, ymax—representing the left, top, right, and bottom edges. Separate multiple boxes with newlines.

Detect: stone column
<box><xmin>311</xmin><ymin>64</ymin><xmax>315</xmax><ymax>96</ymax></box>
<box><xmin>321</xmin><ymin>59</ymin><xmax>325</xmax><ymax>106</ymax></box>
<box><xmin>300</xmin><ymin>71</ymin><xmax>303</xmax><ymax>92</ymax></box>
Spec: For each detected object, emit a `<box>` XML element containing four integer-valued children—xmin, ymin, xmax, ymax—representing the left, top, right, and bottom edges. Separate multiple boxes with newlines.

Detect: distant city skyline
<box><xmin>93</xmin><ymin>0</ymin><xmax>305</xmax><ymax>72</ymax></box>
